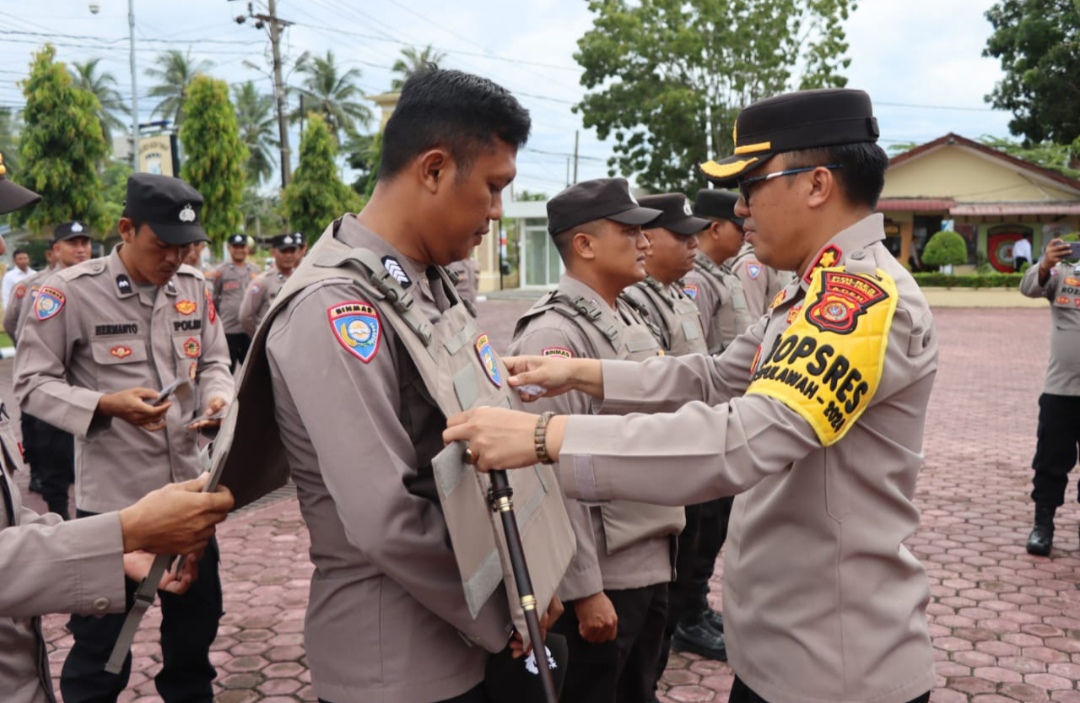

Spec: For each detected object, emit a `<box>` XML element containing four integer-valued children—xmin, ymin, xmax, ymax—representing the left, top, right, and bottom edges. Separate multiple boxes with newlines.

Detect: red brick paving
<box><xmin>23</xmin><ymin>302</ymin><xmax>1080</xmax><ymax>701</ymax></box>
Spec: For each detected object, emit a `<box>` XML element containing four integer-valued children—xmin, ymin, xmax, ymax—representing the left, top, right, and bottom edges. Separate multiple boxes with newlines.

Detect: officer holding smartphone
<box><xmin>1020</xmin><ymin>238</ymin><xmax>1080</xmax><ymax>555</ymax></box>
<box><xmin>13</xmin><ymin>173</ymin><xmax>234</xmax><ymax>703</ymax></box>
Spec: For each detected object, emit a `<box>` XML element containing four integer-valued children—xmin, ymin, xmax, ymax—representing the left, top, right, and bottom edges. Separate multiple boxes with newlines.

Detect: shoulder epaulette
<box><xmin>55</xmin><ymin>259</ymin><xmax>106</xmax><ymax>281</ymax></box>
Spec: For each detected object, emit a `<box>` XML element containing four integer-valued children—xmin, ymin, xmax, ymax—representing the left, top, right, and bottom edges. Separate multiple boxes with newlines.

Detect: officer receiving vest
<box><xmin>683</xmin><ymin>251</ymin><xmax>754</xmax><ymax>354</ymax></box>
<box><xmin>208</xmin><ymin>215</ymin><xmax>574</xmax><ymax>703</ymax></box>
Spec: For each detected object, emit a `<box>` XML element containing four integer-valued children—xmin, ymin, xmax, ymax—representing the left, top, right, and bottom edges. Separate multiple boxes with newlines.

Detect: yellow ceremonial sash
<box><xmin>746</xmin><ymin>266</ymin><xmax>899</xmax><ymax>446</ymax></box>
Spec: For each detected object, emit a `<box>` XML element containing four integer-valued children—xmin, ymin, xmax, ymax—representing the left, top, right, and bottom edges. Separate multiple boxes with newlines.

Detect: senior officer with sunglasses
<box><xmin>446</xmin><ymin>88</ymin><xmax>939</xmax><ymax>703</ymax></box>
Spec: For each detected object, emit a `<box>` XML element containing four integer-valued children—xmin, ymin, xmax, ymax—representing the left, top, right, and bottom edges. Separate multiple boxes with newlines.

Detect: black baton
<box><xmin>489</xmin><ymin>469</ymin><xmax>558</xmax><ymax>703</ymax></box>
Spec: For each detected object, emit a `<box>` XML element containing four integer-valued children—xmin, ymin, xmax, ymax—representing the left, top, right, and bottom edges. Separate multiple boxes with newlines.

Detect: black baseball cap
<box><xmin>53</xmin><ymin>221</ymin><xmax>91</xmax><ymax>243</ymax></box>
<box><xmin>227</xmin><ymin>233</ymin><xmax>247</xmax><ymax>247</ymax></box>
<box><xmin>638</xmin><ymin>194</ymin><xmax>710</xmax><ymax>236</ymax></box>
<box><xmin>271</xmin><ymin>232</ymin><xmax>303</xmax><ymax>249</ymax></box>
<box><xmin>123</xmin><ymin>173</ymin><xmax>209</xmax><ymax>245</ymax></box>
<box><xmin>700</xmin><ymin>88</ymin><xmax>880</xmax><ymax>186</ymax></box>
<box><xmin>694</xmin><ymin>190</ymin><xmax>744</xmax><ymax>226</ymax></box>
<box><xmin>0</xmin><ymin>152</ymin><xmax>41</xmax><ymax>215</ymax></box>
<box><xmin>546</xmin><ymin>178</ymin><xmax>662</xmax><ymax>236</ymax></box>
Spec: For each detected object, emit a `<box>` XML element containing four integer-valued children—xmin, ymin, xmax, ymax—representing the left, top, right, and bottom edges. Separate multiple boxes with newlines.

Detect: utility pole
<box><xmin>572</xmin><ymin>130</ymin><xmax>579</xmax><ymax>184</ymax></box>
<box><xmin>127</xmin><ymin>0</ymin><xmax>139</xmax><ymax>171</ymax></box>
<box><xmin>235</xmin><ymin>1</ymin><xmax>293</xmax><ymax>188</ymax></box>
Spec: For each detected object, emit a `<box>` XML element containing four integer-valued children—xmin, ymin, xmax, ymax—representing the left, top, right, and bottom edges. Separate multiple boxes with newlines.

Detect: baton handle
<box><xmin>489</xmin><ymin>469</ymin><xmax>557</xmax><ymax>703</ymax></box>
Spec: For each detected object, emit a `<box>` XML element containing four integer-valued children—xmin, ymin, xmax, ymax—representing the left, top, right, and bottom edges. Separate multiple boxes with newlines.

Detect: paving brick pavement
<box><xmin>16</xmin><ymin>301</ymin><xmax>1080</xmax><ymax>702</ymax></box>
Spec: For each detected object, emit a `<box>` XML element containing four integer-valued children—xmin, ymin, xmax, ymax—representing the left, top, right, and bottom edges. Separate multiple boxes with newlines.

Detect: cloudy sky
<box><xmin>0</xmin><ymin>0</ymin><xmax>1013</xmax><ymax>196</ymax></box>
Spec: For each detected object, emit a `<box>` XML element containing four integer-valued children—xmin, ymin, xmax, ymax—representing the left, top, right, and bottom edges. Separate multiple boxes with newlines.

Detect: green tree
<box><xmin>282</xmin><ymin>113</ymin><xmax>362</xmax><ymax>238</ymax></box>
<box><xmin>984</xmin><ymin>0</ymin><xmax>1080</xmax><ymax>145</ymax></box>
<box><xmin>233</xmin><ymin>81</ymin><xmax>278</xmax><ymax>186</ymax></box>
<box><xmin>146</xmin><ymin>49</ymin><xmax>214</xmax><ymax>128</ymax></box>
<box><xmin>0</xmin><ymin>108</ymin><xmax>20</xmax><ymax>174</ymax></box>
<box><xmin>390</xmin><ymin>44</ymin><xmax>446</xmax><ymax>90</ymax></box>
<box><xmin>291</xmin><ymin>50</ymin><xmax>373</xmax><ymax>144</ymax></box>
<box><xmin>179</xmin><ymin>75</ymin><xmax>247</xmax><ymax>247</ymax></box>
<box><xmin>574</xmin><ymin>0</ymin><xmax>856</xmax><ymax>193</ymax></box>
<box><xmin>240</xmin><ymin>187</ymin><xmax>286</xmax><ymax>238</ymax></box>
<box><xmin>977</xmin><ymin>135</ymin><xmax>1080</xmax><ymax>179</ymax></box>
<box><xmin>921</xmin><ymin>230</ymin><xmax>968</xmax><ymax>270</ymax></box>
<box><xmin>14</xmin><ymin>45</ymin><xmax>109</xmax><ymax>235</ymax></box>
<box><xmin>70</xmin><ymin>58</ymin><xmax>128</xmax><ymax>148</ymax></box>
<box><xmin>100</xmin><ymin>161</ymin><xmax>133</xmax><ymax>235</ymax></box>
<box><xmin>345</xmin><ymin>131</ymin><xmax>381</xmax><ymax>199</ymax></box>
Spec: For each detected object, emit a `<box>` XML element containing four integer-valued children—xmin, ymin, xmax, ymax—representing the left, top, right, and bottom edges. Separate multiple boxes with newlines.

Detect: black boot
<box><xmin>1026</xmin><ymin>504</ymin><xmax>1056</xmax><ymax>556</ymax></box>
<box><xmin>703</xmin><ymin>609</ymin><xmax>724</xmax><ymax>633</ymax></box>
<box><xmin>672</xmin><ymin>613</ymin><xmax>727</xmax><ymax>661</ymax></box>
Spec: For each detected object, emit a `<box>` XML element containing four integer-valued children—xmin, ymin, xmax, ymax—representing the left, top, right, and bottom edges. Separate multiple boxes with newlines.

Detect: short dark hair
<box><xmin>12</xmin><ymin>248</ymin><xmax>26</xmax><ymax>257</ymax></box>
<box><xmin>784</xmin><ymin>142</ymin><xmax>889</xmax><ymax>209</ymax></box>
<box><xmin>378</xmin><ymin>66</ymin><xmax>531</xmax><ymax>181</ymax></box>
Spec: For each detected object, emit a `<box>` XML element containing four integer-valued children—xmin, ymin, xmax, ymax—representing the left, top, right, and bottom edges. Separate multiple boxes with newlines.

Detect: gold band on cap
<box><xmin>733</xmin><ymin>141</ymin><xmax>772</xmax><ymax>155</ymax></box>
<box><xmin>701</xmin><ymin>156</ymin><xmax>760</xmax><ymax>179</ymax></box>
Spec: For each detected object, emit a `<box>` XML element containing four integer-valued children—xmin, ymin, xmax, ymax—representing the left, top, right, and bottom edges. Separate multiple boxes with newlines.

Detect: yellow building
<box><xmin>879</xmin><ymin>134</ymin><xmax>1080</xmax><ymax>271</ymax></box>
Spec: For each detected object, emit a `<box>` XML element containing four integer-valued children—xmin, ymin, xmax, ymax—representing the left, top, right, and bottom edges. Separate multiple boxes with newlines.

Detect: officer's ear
<box><xmin>118</xmin><ymin>217</ymin><xmax>137</xmax><ymax>242</ymax></box>
<box><xmin>572</xmin><ymin>230</ymin><xmax>597</xmax><ymax>261</ymax></box>
<box><xmin>418</xmin><ymin>148</ymin><xmax>452</xmax><ymax>193</ymax></box>
<box><xmin>806</xmin><ymin>166</ymin><xmax>837</xmax><ymax>210</ymax></box>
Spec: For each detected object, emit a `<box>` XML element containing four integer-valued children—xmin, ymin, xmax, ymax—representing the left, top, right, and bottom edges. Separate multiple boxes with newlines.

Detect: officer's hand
<box><xmin>507</xmin><ymin>594</ymin><xmax>565</xmax><ymax>659</ymax></box>
<box><xmin>118</xmin><ymin>474</ymin><xmax>234</xmax><ymax>555</ymax></box>
<box><xmin>122</xmin><ymin>551</ymin><xmax>199</xmax><ymax>595</ymax></box>
<box><xmin>97</xmin><ymin>387</ymin><xmax>171</xmax><ymax>431</ymax></box>
<box><xmin>503</xmin><ymin>356</ymin><xmax>605</xmax><ymax>401</ymax></box>
<box><xmin>444</xmin><ymin>408</ymin><xmax>566</xmax><ymax>471</ymax></box>
<box><xmin>1041</xmin><ymin>238</ymin><xmax>1072</xmax><ymax>271</ymax></box>
<box><xmin>574</xmin><ymin>592</ymin><xmax>618</xmax><ymax>643</ymax></box>
<box><xmin>188</xmin><ymin>395</ymin><xmax>228</xmax><ymax>431</ymax></box>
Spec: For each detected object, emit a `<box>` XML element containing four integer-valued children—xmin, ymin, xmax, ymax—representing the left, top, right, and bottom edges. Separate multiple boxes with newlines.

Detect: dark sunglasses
<box><xmin>737</xmin><ymin>164</ymin><xmax>843</xmax><ymax>204</ymax></box>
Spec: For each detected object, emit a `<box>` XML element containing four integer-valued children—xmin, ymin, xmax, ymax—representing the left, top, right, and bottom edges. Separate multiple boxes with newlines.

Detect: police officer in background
<box><xmin>511</xmin><ymin>178</ymin><xmax>684</xmax><ymax>703</ymax></box>
<box><xmin>239</xmin><ymin>232</ymin><xmax>302</xmax><ymax>336</ymax></box>
<box><xmin>617</xmin><ymin>194</ymin><xmax>728</xmax><ymax>690</ymax></box>
<box><xmin>0</xmin><ymin>155</ymin><xmax>235</xmax><ymax>703</ymax></box>
<box><xmin>448</xmin><ymin>88</ymin><xmax>938</xmax><ymax>703</ymax></box>
<box><xmin>1019</xmin><ymin>238</ymin><xmax>1080</xmax><ymax>555</ymax></box>
<box><xmin>14</xmin><ymin>173</ymin><xmax>234</xmax><ymax>703</ymax></box>
<box><xmin>5</xmin><ymin>221</ymin><xmax>93</xmax><ymax>519</ymax></box>
<box><xmin>212</xmin><ymin>233</ymin><xmax>260</xmax><ymax>370</ymax></box>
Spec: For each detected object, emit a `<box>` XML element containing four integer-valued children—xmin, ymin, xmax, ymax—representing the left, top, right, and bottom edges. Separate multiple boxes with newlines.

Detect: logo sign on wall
<box><xmin>987</xmin><ymin>225</ymin><xmax>1032</xmax><ymax>273</ymax></box>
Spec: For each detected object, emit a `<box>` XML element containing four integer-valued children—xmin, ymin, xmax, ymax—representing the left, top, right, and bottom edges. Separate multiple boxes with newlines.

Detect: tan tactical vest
<box><xmin>694</xmin><ymin>254</ymin><xmax>753</xmax><ymax>354</ymax></box>
<box><xmin>210</xmin><ymin>223</ymin><xmax>575</xmax><ymax>643</ymax></box>
<box><xmin>515</xmin><ymin>290</ymin><xmax>686</xmax><ymax>554</ymax></box>
<box><xmin>624</xmin><ymin>277</ymin><xmax>707</xmax><ymax>356</ymax></box>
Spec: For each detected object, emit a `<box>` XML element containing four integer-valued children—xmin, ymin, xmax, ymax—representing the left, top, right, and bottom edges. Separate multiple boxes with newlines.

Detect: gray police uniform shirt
<box><xmin>0</xmin><ymin>441</ymin><xmax>125</xmax><ymax>703</ymax></box>
<box><xmin>1021</xmin><ymin>262</ymin><xmax>1080</xmax><ymax>396</ymax></box>
<box><xmin>3</xmin><ymin>267</ymin><xmax>55</xmax><ymax>344</ymax></box>
<box><xmin>555</xmin><ymin>215</ymin><xmax>938</xmax><ymax>703</ymax></box>
<box><xmin>239</xmin><ymin>269</ymin><xmax>288</xmax><ymax>337</ymax></box>
<box><xmin>511</xmin><ymin>274</ymin><xmax>679</xmax><ymax>600</ymax></box>
<box><xmin>13</xmin><ymin>247</ymin><xmax>234</xmax><ymax>513</ymax></box>
<box><xmin>727</xmin><ymin>241</ymin><xmax>793</xmax><ymax>319</ymax></box>
<box><xmin>262</xmin><ymin>220</ymin><xmax>512</xmax><ymax>703</ymax></box>
<box><xmin>211</xmin><ymin>261</ymin><xmax>260</xmax><ymax>335</ymax></box>
<box><xmin>622</xmin><ymin>276</ymin><xmax>708</xmax><ymax>356</ymax></box>
<box><xmin>683</xmin><ymin>253</ymin><xmax>753</xmax><ymax>354</ymax></box>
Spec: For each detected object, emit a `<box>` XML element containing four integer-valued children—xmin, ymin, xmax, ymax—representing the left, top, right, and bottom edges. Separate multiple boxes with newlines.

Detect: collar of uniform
<box><xmin>558</xmin><ymin>272</ymin><xmax>637</xmax><ymax>330</ymax></box>
<box><xmin>798</xmin><ymin>213</ymin><xmax>886</xmax><ymax>290</ymax></box>
<box><xmin>107</xmin><ymin>244</ymin><xmax>179</xmax><ymax>299</ymax></box>
<box><xmin>334</xmin><ymin>214</ymin><xmax>430</xmax><ymax>303</ymax></box>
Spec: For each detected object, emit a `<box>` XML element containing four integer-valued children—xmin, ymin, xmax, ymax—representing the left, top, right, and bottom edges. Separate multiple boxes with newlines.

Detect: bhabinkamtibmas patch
<box><xmin>746</xmin><ymin>267</ymin><xmax>898</xmax><ymax>446</ymax></box>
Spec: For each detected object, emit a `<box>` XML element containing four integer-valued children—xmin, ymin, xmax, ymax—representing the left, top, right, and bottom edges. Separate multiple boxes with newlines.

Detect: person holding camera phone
<box><xmin>1019</xmin><ymin>238</ymin><xmax>1080</xmax><ymax>555</ymax></box>
<box><xmin>13</xmin><ymin>173</ymin><xmax>234</xmax><ymax>703</ymax></box>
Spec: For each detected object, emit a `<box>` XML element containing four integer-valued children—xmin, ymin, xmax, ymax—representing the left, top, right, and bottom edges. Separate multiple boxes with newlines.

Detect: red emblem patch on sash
<box><xmin>805</xmin><ymin>271</ymin><xmax>889</xmax><ymax>335</ymax></box>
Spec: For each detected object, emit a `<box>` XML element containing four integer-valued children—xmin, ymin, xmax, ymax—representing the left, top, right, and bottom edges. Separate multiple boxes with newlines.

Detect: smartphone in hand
<box><xmin>1069</xmin><ymin>242</ymin><xmax>1080</xmax><ymax>260</ymax></box>
<box><xmin>152</xmin><ymin>379</ymin><xmax>185</xmax><ymax>407</ymax></box>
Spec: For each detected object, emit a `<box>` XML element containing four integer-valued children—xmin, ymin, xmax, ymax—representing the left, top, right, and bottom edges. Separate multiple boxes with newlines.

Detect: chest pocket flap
<box><xmin>91</xmin><ymin>339</ymin><xmax>149</xmax><ymax>365</ymax></box>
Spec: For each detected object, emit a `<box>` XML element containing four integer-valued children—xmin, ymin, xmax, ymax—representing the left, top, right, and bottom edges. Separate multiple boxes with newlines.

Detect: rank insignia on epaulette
<box><xmin>475</xmin><ymin>333</ymin><xmax>501</xmax><ymax>388</ymax></box>
<box><xmin>329</xmin><ymin>300</ymin><xmax>380</xmax><ymax>363</ymax></box>
<box><xmin>804</xmin><ymin>244</ymin><xmax>843</xmax><ymax>284</ymax></box>
<box><xmin>35</xmin><ymin>286</ymin><xmax>65</xmax><ymax>321</ymax></box>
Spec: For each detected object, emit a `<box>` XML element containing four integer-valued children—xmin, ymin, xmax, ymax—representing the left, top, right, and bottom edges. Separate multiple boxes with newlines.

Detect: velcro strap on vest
<box><xmin>106</xmin><ymin>553</ymin><xmax>172</xmax><ymax>673</ymax></box>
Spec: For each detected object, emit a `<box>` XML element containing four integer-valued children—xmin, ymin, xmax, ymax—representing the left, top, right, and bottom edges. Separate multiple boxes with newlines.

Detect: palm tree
<box><xmin>390</xmin><ymin>45</ymin><xmax>446</xmax><ymax>90</ymax></box>
<box><xmin>233</xmin><ymin>81</ymin><xmax>278</xmax><ymax>186</ymax></box>
<box><xmin>290</xmin><ymin>50</ymin><xmax>372</xmax><ymax>144</ymax></box>
<box><xmin>70</xmin><ymin>59</ymin><xmax>128</xmax><ymax>148</ymax></box>
<box><xmin>145</xmin><ymin>49</ymin><xmax>213</xmax><ymax>128</ymax></box>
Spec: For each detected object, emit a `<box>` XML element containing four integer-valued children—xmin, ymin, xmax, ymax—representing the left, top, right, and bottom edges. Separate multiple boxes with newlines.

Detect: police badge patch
<box><xmin>328</xmin><ymin>300</ymin><xmax>381</xmax><ymax>363</ymax></box>
<box><xmin>806</xmin><ymin>270</ymin><xmax>889</xmax><ymax>335</ymax></box>
<box><xmin>682</xmin><ymin>283</ymin><xmax>699</xmax><ymax>300</ymax></box>
<box><xmin>35</xmin><ymin>286</ymin><xmax>65</xmax><ymax>321</ymax></box>
<box><xmin>109</xmin><ymin>345</ymin><xmax>132</xmax><ymax>359</ymax></box>
<box><xmin>475</xmin><ymin>333</ymin><xmax>502</xmax><ymax>388</ymax></box>
<box><xmin>205</xmin><ymin>289</ymin><xmax>217</xmax><ymax>324</ymax></box>
<box><xmin>175</xmin><ymin>300</ymin><xmax>197</xmax><ymax>315</ymax></box>
<box><xmin>746</xmin><ymin>262</ymin><xmax>762</xmax><ymax>279</ymax></box>
<box><xmin>183</xmin><ymin>337</ymin><xmax>201</xmax><ymax>358</ymax></box>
